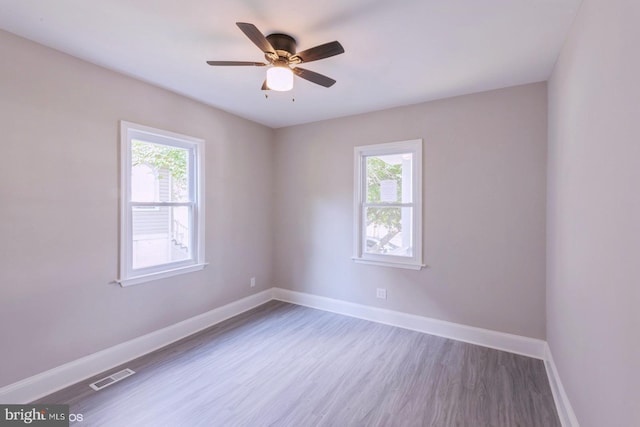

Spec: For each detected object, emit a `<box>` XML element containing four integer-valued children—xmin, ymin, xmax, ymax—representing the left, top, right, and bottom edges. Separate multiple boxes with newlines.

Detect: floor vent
<box><xmin>89</xmin><ymin>368</ymin><xmax>135</xmax><ymax>391</ymax></box>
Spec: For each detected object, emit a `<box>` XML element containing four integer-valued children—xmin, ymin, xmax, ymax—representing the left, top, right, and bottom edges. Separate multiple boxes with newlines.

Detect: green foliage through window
<box><xmin>366</xmin><ymin>157</ymin><xmax>402</xmax><ymax>203</ymax></box>
<box><xmin>132</xmin><ymin>140</ymin><xmax>188</xmax><ymax>199</ymax></box>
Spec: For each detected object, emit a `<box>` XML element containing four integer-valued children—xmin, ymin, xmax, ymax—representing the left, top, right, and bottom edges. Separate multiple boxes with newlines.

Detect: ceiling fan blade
<box><xmin>206</xmin><ymin>61</ymin><xmax>267</xmax><ymax>66</ymax></box>
<box><xmin>293</xmin><ymin>67</ymin><xmax>336</xmax><ymax>88</ymax></box>
<box><xmin>236</xmin><ymin>22</ymin><xmax>276</xmax><ymax>55</ymax></box>
<box><xmin>293</xmin><ymin>41</ymin><xmax>344</xmax><ymax>63</ymax></box>
<box><xmin>261</xmin><ymin>80</ymin><xmax>270</xmax><ymax>90</ymax></box>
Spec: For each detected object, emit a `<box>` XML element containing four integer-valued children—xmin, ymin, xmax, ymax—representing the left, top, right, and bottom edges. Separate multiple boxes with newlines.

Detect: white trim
<box><xmin>117</xmin><ymin>263</ymin><xmax>208</xmax><ymax>287</ymax></box>
<box><xmin>544</xmin><ymin>343</ymin><xmax>580</xmax><ymax>427</ymax></box>
<box><xmin>0</xmin><ymin>289</ymin><xmax>273</xmax><ymax>404</ymax></box>
<box><xmin>195</xmin><ymin>133</ymin><xmax>205</xmax><ymax>268</ymax></box>
<box><xmin>353</xmin><ymin>139</ymin><xmax>423</xmax><ymax>270</ymax></box>
<box><xmin>272</xmin><ymin>287</ymin><xmax>546</xmax><ymax>359</ymax></box>
<box><xmin>352</xmin><ymin>258</ymin><xmax>425</xmax><ymax>270</ymax></box>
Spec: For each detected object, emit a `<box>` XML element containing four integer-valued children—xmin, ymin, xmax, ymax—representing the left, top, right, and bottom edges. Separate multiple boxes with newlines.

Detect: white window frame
<box><xmin>353</xmin><ymin>139</ymin><xmax>424</xmax><ymax>270</ymax></box>
<box><xmin>119</xmin><ymin>121</ymin><xmax>206</xmax><ymax>287</ymax></box>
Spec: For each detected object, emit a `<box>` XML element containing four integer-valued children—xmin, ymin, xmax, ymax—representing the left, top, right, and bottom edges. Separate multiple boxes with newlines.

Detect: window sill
<box><xmin>352</xmin><ymin>258</ymin><xmax>425</xmax><ymax>270</ymax></box>
<box><xmin>118</xmin><ymin>263</ymin><xmax>208</xmax><ymax>287</ymax></box>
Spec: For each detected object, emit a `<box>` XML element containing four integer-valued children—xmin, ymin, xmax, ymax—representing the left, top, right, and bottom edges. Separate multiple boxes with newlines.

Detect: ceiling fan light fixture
<box><xmin>266</xmin><ymin>65</ymin><xmax>294</xmax><ymax>91</ymax></box>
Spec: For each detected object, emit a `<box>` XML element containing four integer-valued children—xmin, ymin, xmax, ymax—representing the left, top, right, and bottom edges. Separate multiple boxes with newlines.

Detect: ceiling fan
<box><xmin>207</xmin><ymin>22</ymin><xmax>345</xmax><ymax>92</ymax></box>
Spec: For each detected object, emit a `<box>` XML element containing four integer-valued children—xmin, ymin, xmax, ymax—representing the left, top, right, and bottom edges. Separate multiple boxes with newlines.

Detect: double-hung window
<box><xmin>119</xmin><ymin>121</ymin><xmax>205</xmax><ymax>286</ymax></box>
<box><xmin>353</xmin><ymin>139</ymin><xmax>423</xmax><ymax>270</ymax></box>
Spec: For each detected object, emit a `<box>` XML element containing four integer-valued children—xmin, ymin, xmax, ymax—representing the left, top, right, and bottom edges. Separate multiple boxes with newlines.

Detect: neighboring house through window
<box><xmin>131</xmin><ymin>163</ymin><xmax>158</xmax><ymax>203</ymax></box>
<box><xmin>353</xmin><ymin>139</ymin><xmax>423</xmax><ymax>270</ymax></box>
<box><xmin>119</xmin><ymin>121</ymin><xmax>205</xmax><ymax>286</ymax></box>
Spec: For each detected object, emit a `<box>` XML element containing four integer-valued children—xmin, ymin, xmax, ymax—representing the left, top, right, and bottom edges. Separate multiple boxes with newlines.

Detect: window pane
<box><xmin>365</xmin><ymin>206</ymin><xmax>413</xmax><ymax>257</ymax></box>
<box><xmin>131</xmin><ymin>140</ymin><xmax>189</xmax><ymax>202</ymax></box>
<box><xmin>131</xmin><ymin>164</ymin><xmax>157</xmax><ymax>202</ymax></box>
<box><xmin>366</xmin><ymin>153</ymin><xmax>413</xmax><ymax>203</ymax></box>
<box><xmin>132</xmin><ymin>206</ymin><xmax>192</xmax><ymax>269</ymax></box>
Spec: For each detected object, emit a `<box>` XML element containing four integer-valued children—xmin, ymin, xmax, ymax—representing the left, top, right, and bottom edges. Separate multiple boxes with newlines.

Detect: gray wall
<box><xmin>0</xmin><ymin>30</ymin><xmax>275</xmax><ymax>388</ymax></box>
<box><xmin>274</xmin><ymin>83</ymin><xmax>548</xmax><ymax>339</ymax></box>
<box><xmin>547</xmin><ymin>0</ymin><xmax>640</xmax><ymax>425</ymax></box>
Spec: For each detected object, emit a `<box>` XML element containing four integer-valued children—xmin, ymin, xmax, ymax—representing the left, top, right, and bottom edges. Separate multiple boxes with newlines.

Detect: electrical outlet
<box><xmin>250</xmin><ymin>277</ymin><xmax>256</xmax><ymax>288</ymax></box>
<box><xmin>376</xmin><ymin>288</ymin><xmax>387</xmax><ymax>299</ymax></box>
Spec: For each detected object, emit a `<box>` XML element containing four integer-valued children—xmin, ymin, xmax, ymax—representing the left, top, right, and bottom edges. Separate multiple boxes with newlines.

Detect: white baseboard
<box><xmin>544</xmin><ymin>343</ymin><xmax>580</xmax><ymax>427</ymax></box>
<box><xmin>0</xmin><ymin>289</ymin><xmax>273</xmax><ymax>404</ymax></box>
<box><xmin>272</xmin><ymin>287</ymin><xmax>546</xmax><ymax>360</ymax></box>
<box><xmin>1</xmin><ymin>285</ymin><xmax>572</xmax><ymax>422</ymax></box>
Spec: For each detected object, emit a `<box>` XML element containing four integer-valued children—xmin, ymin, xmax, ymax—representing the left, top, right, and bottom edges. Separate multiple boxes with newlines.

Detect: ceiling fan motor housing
<box><xmin>266</xmin><ymin>33</ymin><xmax>297</xmax><ymax>59</ymax></box>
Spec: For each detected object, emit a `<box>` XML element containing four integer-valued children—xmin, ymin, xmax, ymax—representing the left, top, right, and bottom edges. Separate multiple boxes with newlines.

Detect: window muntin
<box><xmin>120</xmin><ymin>121</ymin><xmax>205</xmax><ymax>286</ymax></box>
<box><xmin>354</xmin><ymin>140</ymin><xmax>423</xmax><ymax>270</ymax></box>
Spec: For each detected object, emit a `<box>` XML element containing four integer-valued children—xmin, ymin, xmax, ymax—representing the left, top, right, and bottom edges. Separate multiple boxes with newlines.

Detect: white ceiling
<box><xmin>0</xmin><ymin>0</ymin><xmax>580</xmax><ymax>128</ymax></box>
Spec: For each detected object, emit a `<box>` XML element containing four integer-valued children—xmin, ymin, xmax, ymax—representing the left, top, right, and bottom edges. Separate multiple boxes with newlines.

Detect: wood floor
<box><xmin>38</xmin><ymin>301</ymin><xmax>560</xmax><ymax>426</ymax></box>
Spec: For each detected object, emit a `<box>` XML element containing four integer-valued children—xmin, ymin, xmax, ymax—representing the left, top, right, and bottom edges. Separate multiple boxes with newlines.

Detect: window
<box><xmin>353</xmin><ymin>139</ymin><xmax>423</xmax><ymax>270</ymax></box>
<box><xmin>119</xmin><ymin>121</ymin><xmax>205</xmax><ymax>286</ymax></box>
